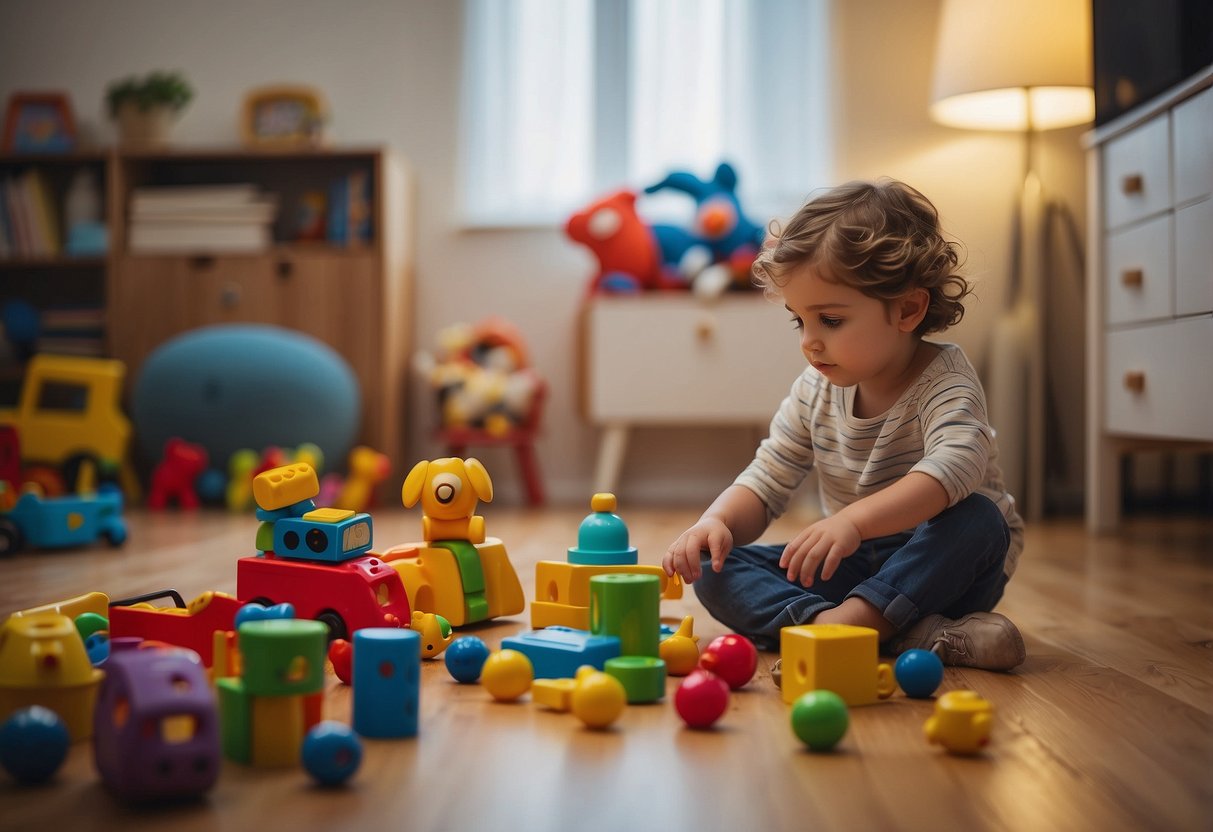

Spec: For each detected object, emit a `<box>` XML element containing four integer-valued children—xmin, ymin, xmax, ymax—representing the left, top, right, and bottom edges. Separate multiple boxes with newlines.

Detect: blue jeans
<box><xmin>692</xmin><ymin>493</ymin><xmax>1012</xmax><ymax>652</ymax></box>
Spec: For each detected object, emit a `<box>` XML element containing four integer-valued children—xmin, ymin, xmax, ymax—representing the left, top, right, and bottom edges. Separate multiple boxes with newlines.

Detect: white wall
<box><xmin>0</xmin><ymin>0</ymin><xmax>1087</xmax><ymax>508</ymax></box>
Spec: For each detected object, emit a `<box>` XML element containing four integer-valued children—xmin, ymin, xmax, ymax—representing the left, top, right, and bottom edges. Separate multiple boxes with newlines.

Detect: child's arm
<box><xmin>663</xmin><ymin>485</ymin><xmax>769</xmax><ymax>583</ymax></box>
<box><xmin>780</xmin><ymin>471</ymin><xmax>948</xmax><ymax>587</ymax></box>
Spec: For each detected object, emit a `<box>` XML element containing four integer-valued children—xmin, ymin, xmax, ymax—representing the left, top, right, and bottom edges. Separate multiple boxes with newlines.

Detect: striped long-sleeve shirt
<box><xmin>735</xmin><ymin>342</ymin><xmax>1024</xmax><ymax>577</ymax></box>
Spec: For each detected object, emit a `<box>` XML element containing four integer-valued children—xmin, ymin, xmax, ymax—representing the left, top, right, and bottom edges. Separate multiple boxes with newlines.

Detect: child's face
<box><xmin>780</xmin><ymin>263</ymin><xmax>917</xmax><ymax>388</ymax></box>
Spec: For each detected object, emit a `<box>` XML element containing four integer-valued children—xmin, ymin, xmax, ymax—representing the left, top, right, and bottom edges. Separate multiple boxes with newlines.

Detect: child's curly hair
<box><xmin>752</xmin><ymin>178</ymin><xmax>970</xmax><ymax>336</ymax></box>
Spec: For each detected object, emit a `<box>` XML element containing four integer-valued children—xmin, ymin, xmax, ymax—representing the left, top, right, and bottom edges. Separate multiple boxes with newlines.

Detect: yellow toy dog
<box><xmin>401</xmin><ymin>457</ymin><xmax>494</xmax><ymax>544</ymax></box>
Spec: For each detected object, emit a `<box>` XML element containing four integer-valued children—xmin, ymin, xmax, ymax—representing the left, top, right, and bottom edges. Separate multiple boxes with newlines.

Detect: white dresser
<box><xmin>581</xmin><ymin>294</ymin><xmax>807</xmax><ymax>493</ymax></box>
<box><xmin>1086</xmin><ymin>68</ymin><xmax>1213</xmax><ymax>532</ymax></box>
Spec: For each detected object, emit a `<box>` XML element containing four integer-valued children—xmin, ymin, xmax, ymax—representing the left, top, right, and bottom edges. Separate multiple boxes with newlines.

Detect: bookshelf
<box><xmin>0</xmin><ymin>147</ymin><xmax>413</xmax><ymax>477</ymax></box>
<box><xmin>0</xmin><ymin>150</ymin><xmax>111</xmax><ymax>403</ymax></box>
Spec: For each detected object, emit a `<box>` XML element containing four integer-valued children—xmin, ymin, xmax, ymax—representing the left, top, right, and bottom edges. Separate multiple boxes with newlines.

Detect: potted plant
<box><xmin>106</xmin><ymin>71</ymin><xmax>193</xmax><ymax>146</ymax></box>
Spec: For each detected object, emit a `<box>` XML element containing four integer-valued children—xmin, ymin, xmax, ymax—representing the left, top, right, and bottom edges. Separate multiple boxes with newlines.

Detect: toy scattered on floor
<box><xmin>604</xmin><ymin>655</ymin><xmax>667</xmax><ymax>704</ymax></box>
<box><xmin>93</xmin><ymin>643</ymin><xmax>220</xmax><ymax>801</ymax></box>
<box><xmin>570</xmin><ymin>666</ymin><xmax>628</xmax><ymax>729</ymax></box>
<box><xmin>411</xmin><ymin>611</ymin><xmax>454</xmax><ymax>659</ymax></box>
<box><xmin>146</xmin><ymin>437</ymin><xmax>208</xmax><ymax>510</ymax></box>
<box><xmin>659</xmin><ymin>616</ymin><xmax>701</xmax><ymax>676</ymax></box>
<box><xmin>445</xmin><ymin>636</ymin><xmax>490</xmax><ymax>683</ymax></box>
<box><xmin>414</xmin><ymin>318</ymin><xmax>544</xmax><ymax>438</ymax></box>
<box><xmin>0</xmin><ymin>488</ymin><xmax>127</xmax><ymax>554</ymax></box>
<box><xmin>480</xmin><ymin>649</ymin><xmax>534</xmax><ymax>702</ymax></box>
<box><xmin>531</xmin><ymin>493</ymin><xmax>681</xmax><ymax>631</ymax></box>
<box><xmin>109</xmin><ymin>589</ymin><xmax>244</xmax><ymax>669</ymax></box>
<box><xmin>302</xmin><ymin>721</ymin><xmax>363</xmax><ymax>786</ymax></box>
<box><xmin>382</xmin><ymin>457</ymin><xmax>525</xmax><ymax>627</ymax></box>
<box><xmin>502</xmin><ymin>626</ymin><xmax>621</xmax><ymax>680</ymax></box>
<box><xmin>779</xmin><ymin>624</ymin><xmax>896</xmax><ymax>707</ymax></box>
<box><xmin>0</xmin><ymin>353</ymin><xmax>136</xmax><ymax>497</ymax></box>
<box><xmin>924</xmin><ymin>690</ymin><xmax>994</xmax><ymax>755</ymax></box>
<box><xmin>233</xmin><ymin>601</ymin><xmax>296</xmax><ymax>628</ymax></box>
<box><xmin>238</xmin><ymin>462</ymin><xmax>409</xmax><ymax>641</ymax></box>
<box><xmin>324</xmin><ymin>445</ymin><xmax>389</xmax><ymax>512</ymax></box>
<box><xmin>698</xmin><ymin>633</ymin><xmax>758</xmax><ymax>690</ymax></box>
<box><xmin>352</xmin><ymin>628</ymin><xmax>420</xmax><ymax>738</ymax></box>
<box><xmin>790</xmin><ymin>690</ymin><xmax>850</xmax><ymax>752</ymax></box>
<box><xmin>895</xmin><ymin>649</ymin><xmax>945</xmax><ymax>699</ymax></box>
<box><xmin>674</xmin><ymin>668</ymin><xmax>730</xmax><ymax>729</ymax></box>
<box><xmin>218</xmin><ymin>618</ymin><xmax>328</xmax><ymax>767</ymax></box>
<box><xmin>0</xmin><ymin>705</ymin><xmax>70</xmax><ymax>784</ymax></box>
<box><xmin>0</xmin><ymin>611</ymin><xmax>103</xmax><ymax>740</ymax></box>
<box><xmin>328</xmin><ymin>639</ymin><xmax>353</xmax><ymax>685</ymax></box>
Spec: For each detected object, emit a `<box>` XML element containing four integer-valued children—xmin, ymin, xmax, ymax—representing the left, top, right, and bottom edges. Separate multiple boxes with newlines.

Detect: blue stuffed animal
<box><xmin>645</xmin><ymin>162</ymin><xmax>765</xmax><ymax>296</ymax></box>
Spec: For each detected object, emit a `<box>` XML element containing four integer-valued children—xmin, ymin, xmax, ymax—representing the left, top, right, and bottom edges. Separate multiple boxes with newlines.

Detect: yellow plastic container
<box><xmin>0</xmin><ymin>612</ymin><xmax>104</xmax><ymax>740</ymax></box>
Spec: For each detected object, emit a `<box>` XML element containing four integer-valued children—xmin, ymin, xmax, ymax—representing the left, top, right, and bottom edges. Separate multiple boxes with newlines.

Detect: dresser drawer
<box><xmin>1104</xmin><ymin>114</ymin><xmax>1172</xmax><ymax>230</ymax></box>
<box><xmin>1173</xmin><ymin>85</ymin><xmax>1213</xmax><ymax>207</ymax></box>
<box><xmin>1175</xmin><ymin>197</ymin><xmax>1213</xmax><ymax>316</ymax></box>
<box><xmin>1105</xmin><ymin>214</ymin><xmax>1172</xmax><ymax>324</ymax></box>
<box><xmin>1105</xmin><ymin>316</ymin><xmax>1213</xmax><ymax>441</ymax></box>
<box><xmin>586</xmin><ymin>296</ymin><xmax>805</xmax><ymax>424</ymax></box>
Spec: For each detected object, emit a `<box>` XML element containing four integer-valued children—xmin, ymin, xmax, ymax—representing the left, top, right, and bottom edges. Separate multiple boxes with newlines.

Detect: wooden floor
<box><xmin>1</xmin><ymin>506</ymin><xmax>1211</xmax><ymax>832</ymax></box>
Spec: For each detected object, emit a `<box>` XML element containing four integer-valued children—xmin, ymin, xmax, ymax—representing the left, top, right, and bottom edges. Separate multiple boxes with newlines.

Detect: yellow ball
<box><xmin>571</xmin><ymin>671</ymin><xmax>627</xmax><ymax>729</ymax></box>
<box><xmin>480</xmin><ymin>649</ymin><xmax>534</xmax><ymax>701</ymax></box>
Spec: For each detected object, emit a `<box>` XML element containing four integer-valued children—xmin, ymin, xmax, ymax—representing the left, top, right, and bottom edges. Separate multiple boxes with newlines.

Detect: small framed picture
<box><xmin>2</xmin><ymin>92</ymin><xmax>77</xmax><ymax>153</ymax></box>
<box><xmin>241</xmin><ymin>85</ymin><xmax>327</xmax><ymax>148</ymax></box>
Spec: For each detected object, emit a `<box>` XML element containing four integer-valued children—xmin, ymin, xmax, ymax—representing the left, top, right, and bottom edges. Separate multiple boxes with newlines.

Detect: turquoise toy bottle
<box><xmin>567</xmin><ymin>493</ymin><xmax>638</xmax><ymax>566</ymax></box>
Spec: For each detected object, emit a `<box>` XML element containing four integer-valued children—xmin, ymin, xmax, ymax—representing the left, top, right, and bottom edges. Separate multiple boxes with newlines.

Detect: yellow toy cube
<box><xmin>780</xmin><ymin>624</ymin><xmax>895</xmax><ymax>706</ymax></box>
<box><xmin>252</xmin><ymin>463</ymin><xmax>320</xmax><ymax>511</ymax></box>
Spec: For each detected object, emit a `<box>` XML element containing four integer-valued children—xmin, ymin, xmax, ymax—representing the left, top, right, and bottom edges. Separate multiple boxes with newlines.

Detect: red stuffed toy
<box><xmin>147</xmin><ymin>437</ymin><xmax>209</xmax><ymax>510</ymax></box>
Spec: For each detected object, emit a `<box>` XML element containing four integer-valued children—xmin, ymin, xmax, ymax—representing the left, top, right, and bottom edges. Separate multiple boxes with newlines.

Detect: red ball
<box><xmin>675</xmin><ymin>669</ymin><xmax>730</xmax><ymax>729</ymax></box>
<box><xmin>328</xmin><ymin>638</ymin><xmax>353</xmax><ymax>685</ymax></box>
<box><xmin>698</xmin><ymin>634</ymin><xmax>758</xmax><ymax>689</ymax></box>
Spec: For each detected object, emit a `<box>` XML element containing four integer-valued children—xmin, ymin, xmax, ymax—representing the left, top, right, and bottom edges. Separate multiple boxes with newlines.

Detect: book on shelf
<box><xmin>0</xmin><ymin>171</ymin><xmax>61</xmax><ymax>258</ymax></box>
<box><xmin>128</xmin><ymin>222</ymin><xmax>271</xmax><ymax>253</ymax></box>
<box><xmin>127</xmin><ymin>182</ymin><xmax>279</xmax><ymax>253</ymax></box>
<box><xmin>326</xmin><ymin>171</ymin><xmax>372</xmax><ymax>246</ymax></box>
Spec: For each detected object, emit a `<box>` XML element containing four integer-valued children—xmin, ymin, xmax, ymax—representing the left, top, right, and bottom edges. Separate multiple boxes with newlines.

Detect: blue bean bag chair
<box><xmin>132</xmin><ymin>324</ymin><xmax>360</xmax><ymax>471</ymax></box>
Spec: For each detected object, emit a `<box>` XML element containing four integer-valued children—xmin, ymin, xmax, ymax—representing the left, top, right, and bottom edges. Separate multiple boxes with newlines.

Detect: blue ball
<box><xmin>445</xmin><ymin>636</ymin><xmax>490</xmax><ymax>683</ymax></box>
<box><xmin>196</xmin><ymin>468</ymin><xmax>227</xmax><ymax>504</ymax></box>
<box><xmin>84</xmin><ymin>632</ymin><xmax>110</xmax><ymax>666</ymax></box>
<box><xmin>895</xmin><ymin>648</ymin><xmax>945</xmax><ymax>698</ymax></box>
<box><xmin>0</xmin><ymin>706</ymin><xmax>70</xmax><ymax>784</ymax></box>
<box><xmin>301</xmin><ymin>721</ymin><xmax>362</xmax><ymax>786</ymax></box>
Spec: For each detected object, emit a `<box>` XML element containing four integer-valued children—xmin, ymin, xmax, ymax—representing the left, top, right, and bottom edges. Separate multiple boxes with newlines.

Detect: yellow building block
<box><xmin>531</xmin><ymin>561</ymin><xmax>681</xmax><ymax>629</ymax></box>
<box><xmin>250</xmin><ymin>694</ymin><xmax>305</xmax><ymax>767</ymax></box>
<box><xmin>532</xmin><ymin>678</ymin><xmax>576</xmax><ymax>711</ymax></box>
<box><xmin>252</xmin><ymin>463</ymin><xmax>320</xmax><ymax>512</ymax></box>
<box><xmin>382</xmin><ymin>538</ymin><xmax>524</xmax><ymax>627</ymax></box>
<box><xmin>779</xmin><ymin>624</ymin><xmax>896</xmax><ymax>707</ymax></box>
<box><xmin>302</xmin><ymin>507</ymin><xmax>355</xmax><ymax>523</ymax></box>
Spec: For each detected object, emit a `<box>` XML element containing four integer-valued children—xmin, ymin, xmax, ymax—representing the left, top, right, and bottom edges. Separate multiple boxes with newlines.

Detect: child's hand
<box><xmin>663</xmin><ymin>517</ymin><xmax>733</xmax><ymax>583</ymax></box>
<box><xmin>779</xmin><ymin>515</ymin><xmax>861</xmax><ymax>587</ymax></box>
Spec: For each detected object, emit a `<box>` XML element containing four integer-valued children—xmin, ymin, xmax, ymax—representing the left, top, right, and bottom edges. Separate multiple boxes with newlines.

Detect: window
<box><xmin>459</xmin><ymin>0</ymin><xmax>832</xmax><ymax>227</ymax></box>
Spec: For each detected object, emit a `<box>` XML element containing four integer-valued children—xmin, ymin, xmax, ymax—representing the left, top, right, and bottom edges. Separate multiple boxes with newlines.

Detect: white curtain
<box><xmin>460</xmin><ymin>0</ymin><xmax>831</xmax><ymax>226</ymax></box>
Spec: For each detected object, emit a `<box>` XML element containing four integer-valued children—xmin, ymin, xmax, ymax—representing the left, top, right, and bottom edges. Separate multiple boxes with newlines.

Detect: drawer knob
<box><xmin>1120</xmin><ymin>268</ymin><xmax>1144</xmax><ymax>288</ymax></box>
<box><xmin>1122</xmin><ymin>370</ymin><xmax>1146</xmax><ymax>394</ymax></box>
<box><xmin>1121</xmin><ymin>174</ymin><xmax>1144</xmax><ymax>195</ymax></box>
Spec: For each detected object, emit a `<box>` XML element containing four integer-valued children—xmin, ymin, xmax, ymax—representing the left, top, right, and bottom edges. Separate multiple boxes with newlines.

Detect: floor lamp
<box><xmin>929</xmin><ymin>0</ymin><xmax>1094</xmax><ymax>520</ymax></box>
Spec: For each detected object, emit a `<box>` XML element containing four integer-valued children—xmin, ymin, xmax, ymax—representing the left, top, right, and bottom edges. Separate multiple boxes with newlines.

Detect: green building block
<box><xmin>217</xmin><ymin>677</ymin><xmax>251</xmax><ymax>763</ymax></box>
<box><xmin>589</xmin><ymin>573</ymin><xmax>660</xmax><ymax>657</ymax></box>
<box><xmin>238</xmin><ymin>618</ymin><xmax>327</xmax><ymax>697</ymax></box>
<box><xmin>605</xmin><ymin>656</ymin><xmax>667</xmax><ymax>703</ymax></box>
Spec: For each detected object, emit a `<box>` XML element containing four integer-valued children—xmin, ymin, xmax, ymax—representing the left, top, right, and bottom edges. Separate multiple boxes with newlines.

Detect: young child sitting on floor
<box><xmin>662</xmin><ymin>178</ymin><xmax>1026</xmax><ymax>672</ymax></box>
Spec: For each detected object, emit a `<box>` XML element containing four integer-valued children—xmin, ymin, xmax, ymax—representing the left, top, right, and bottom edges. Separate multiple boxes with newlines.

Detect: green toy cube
<box><xmin>238</xmin><ymin>618</ymin><xmax>327</xmax><ymax>697</ymax></box>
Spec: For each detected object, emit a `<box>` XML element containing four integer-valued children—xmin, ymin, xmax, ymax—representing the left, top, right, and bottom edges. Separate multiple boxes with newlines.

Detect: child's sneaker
<box><xmin>889</xmin><ymin>612</ymin><xmax>1025</xmax><ymax>671</ymax></box>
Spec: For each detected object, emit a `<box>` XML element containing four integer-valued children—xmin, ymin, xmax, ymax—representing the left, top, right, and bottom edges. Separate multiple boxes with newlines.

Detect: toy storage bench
<box><xmin>581</xmin><ymin>295</ymin><xmax>807</xmax><ymax>493</ymax></box>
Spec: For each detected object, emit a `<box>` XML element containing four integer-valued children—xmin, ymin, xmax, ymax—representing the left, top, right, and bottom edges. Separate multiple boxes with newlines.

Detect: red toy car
<box><xmin>109</xmin><ymin>589</ymin><xmax>244</xmax><ymax>667</ymax></box>
<box><xmin>236</xmin><ymin>553</ymin><xmax>410</xmax><ymax>641</ymax></box>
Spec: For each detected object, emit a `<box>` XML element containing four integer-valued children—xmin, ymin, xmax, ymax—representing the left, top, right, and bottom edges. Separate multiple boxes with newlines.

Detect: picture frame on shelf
<box><xmin>2</xmin><ymin>92</ymin><xmax>77</xmax><ymax>153</ymax></box>
<box><xmin>241</xmin><ymin>85</ymin><xmax>327</xmax><ymax>148</ymax></box>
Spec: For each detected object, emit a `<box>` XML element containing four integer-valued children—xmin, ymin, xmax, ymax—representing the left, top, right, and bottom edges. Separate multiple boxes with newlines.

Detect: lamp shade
<box><xmin>930</xmin><ymin>0</ymin><xmax>1094</xmax><ymax>131</ymax></box>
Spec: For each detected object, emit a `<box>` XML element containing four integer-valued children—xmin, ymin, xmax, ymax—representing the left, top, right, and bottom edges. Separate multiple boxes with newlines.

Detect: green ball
<box><xmin>791</xmin><ymin>690</ymin><xmax>849</xmax><ymax>751</ymax></box>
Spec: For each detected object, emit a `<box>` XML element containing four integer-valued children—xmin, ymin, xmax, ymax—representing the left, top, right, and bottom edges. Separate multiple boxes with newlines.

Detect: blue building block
<box><xmin>501</xmin><ymin>626</ymin><xmax>621</xmax><ymax>679</ymax></box>
<box><xmin>272</xmin><ymin>510</ymin><xmax>373</xmax><ymax>563</ymax></box>
<box><xmin>352</xmin><ymin>628</ymin><xmax>420</xmax><ymax>738</ymax></box>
